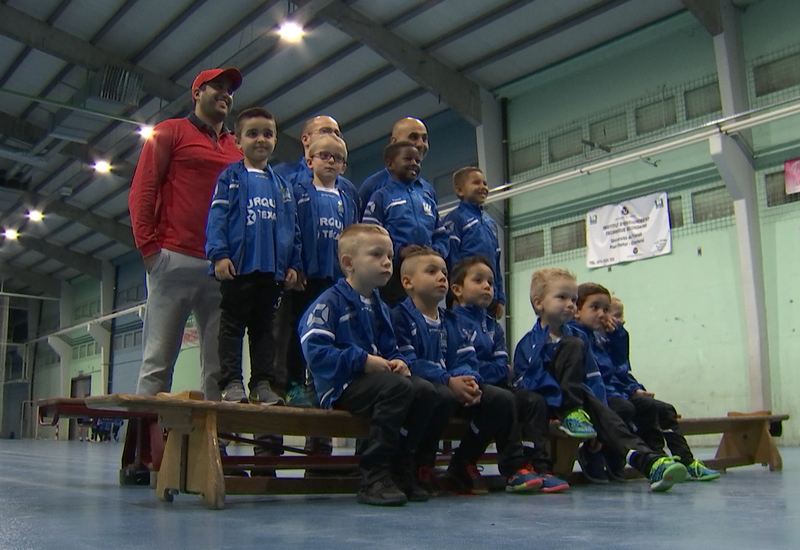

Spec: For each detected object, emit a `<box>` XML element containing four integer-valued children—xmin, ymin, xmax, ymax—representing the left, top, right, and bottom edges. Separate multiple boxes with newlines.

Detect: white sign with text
<box><xmin>586</xmin><ymin>191</ymin><xmax>671</xmax><ymax>268</ymax></box>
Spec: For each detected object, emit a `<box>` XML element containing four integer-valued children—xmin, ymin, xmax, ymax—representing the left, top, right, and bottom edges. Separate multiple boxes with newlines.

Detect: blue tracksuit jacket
<box><xmin>604</xmin><ymin>324</ymin><xmax>646</xmax><ymax>397</ymax></box>
<box><xmin>444</xmin><ymin>201</ymin><xmax>506</xmax><ymax>305</ymax></box>
<box><xmin>512</xmin><ymin>319</ymin><xmax>607</xmax><ymax>407</ymax></box>
<box><xmin>300</xmin><ymin>279</ymin><xmax>405</xmax><ymax>409</ymax></box>
<box><xmin>391</xmin><ymin>298</ymin><xmax>482</xmax><ymax>386</ymax></box>
<box><xmin>358</xmin><ymin>167</ymin><xmax>437</xmax><ymax>218</ymax></box>
<box><xmin>570</xmin><ymin>322</ymin><xmax>625</xmax><ymax>400</ymax></box>
<box><xmin>273</xmin><ymin>156</ymin><xmax>361</xmax><ymax>218</ymax></box>
<box><xmin>205</xmin><ymin>161</ymin><xmax>301</xmax><ymax>279</ymax></box>
<box><xmin>452</xmin><ymin>305</ymin><xmax>510</xmax><ymax>386</ymax></box>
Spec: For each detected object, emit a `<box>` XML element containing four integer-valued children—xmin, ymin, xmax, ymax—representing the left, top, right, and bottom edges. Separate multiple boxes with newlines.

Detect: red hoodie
<box><xmin>128</xmin><ymin>114</ymin><xmax>242</xmax><ymax>259</ymax></box>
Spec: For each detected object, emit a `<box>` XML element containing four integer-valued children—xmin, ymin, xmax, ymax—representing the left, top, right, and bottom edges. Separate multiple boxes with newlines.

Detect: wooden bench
<box><xmin>39</xmin><ymin>394</ymin><xmax>788</xmax><ymax>509</ymax></box>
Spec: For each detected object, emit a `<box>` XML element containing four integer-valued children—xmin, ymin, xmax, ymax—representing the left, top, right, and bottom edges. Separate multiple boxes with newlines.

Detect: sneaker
<box><xmin>559</xmin><ymin>409</ymin><xmax>597</xmax><ymax>439</ymax></box>
<box><xmin>649</xmin><ymin>457</ymin><xmax>688</xmax><ymax>492</ymax></box>
<box><xmin>539</xmin><ymin>473</ymin><xmax>570</xmax><ymax>493</ymax></box>
<box><xmin>250</xmin><ymin>381</ymin><xmax>285</xmax><ymax>406</ymax></box>
<box><xmin>416</xmin><ymin>465</ymin><xmax>445</xmax><ymax>497</ymax></box>
<box><xmin>602</xmin><ymin>448</ymin><xmax>628</xmax><ymax>483</ymax></box>
<box><xmin>505</xmin><ymin>464</ymin><xmax>543</xmax><ymax>493</ymax></box>
<box><xmin>393</xmin><ymin>468</ymin><xmax>429</xmax><ymax>502</ymax></box>
<box><xmin>444</xmin><ymin>463</ymin><xmax>489</xmax><ymax>495</ymax></box>
<box><xmin>222</xmin><ymin>381</ymin><xmax>248</xmax><ymax>403</ymax></box>
<box><xmin>686</xmin><ymin>460</ymin><xmax>721</xmax><ymax>482</ymax></box>
<box><xmin>357</xmin><ymin>475</ymin><xmax>408</xmax><ymax>506</ymax></box>
<box><xmin>285</xmin><ymin>383</ymin><xmax>315</xmax><ymax>408</ymax></box>
<box><xmin>577</xmin><ymin>443</ymin><xmax>609</xmax><ymax>484</ymax></box>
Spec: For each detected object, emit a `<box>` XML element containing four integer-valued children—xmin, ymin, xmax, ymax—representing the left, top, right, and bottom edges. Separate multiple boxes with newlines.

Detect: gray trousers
<box><xmin>136</xmin><ymin>249</ymin><xmax>222</xmax><ymax>401</ymax></box>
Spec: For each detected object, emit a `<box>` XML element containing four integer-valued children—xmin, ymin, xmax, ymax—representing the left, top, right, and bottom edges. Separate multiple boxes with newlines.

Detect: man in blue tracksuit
<box><xmin>444</xmin><ymin>167</ymin><xmax>506</xmax><ymax>318</ymax></box>
<box><xmin>362</xmin><ymin>141</ymin><xmax>449</xmax><ymax>305</ymax></box>
<box><xmin>358</xmin><ymin>117</ymin><xmax>436</xmax><ymax>217</ymax></box>
<box><xmin>205</xmin><ymin>107</ymin><xmax>301</xmax><ymax>405</ymax></box>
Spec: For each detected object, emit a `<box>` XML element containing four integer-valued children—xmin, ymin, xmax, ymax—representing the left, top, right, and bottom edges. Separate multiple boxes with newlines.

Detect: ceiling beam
<box><xmin>16</xmin><ymin>235</ymin><xmax>102</xmax><ymax>279</ymax></box>
<box><xmin>24</xmin><ymin>192</ymin><xmax>135</xmax><ymax>249</ymax></box>
<box><xmin>317</xmin><ymin>0</ymin><xmax>483</xmax><ymax>126</ymax></box>
<box><xmin>0</xmin><ymin>261</ymin><xmax>61</xmax><ymax>298</ymax></box>
<box><xmin>682</xmin><ymin>0</ymin><xmax>723</xmax><ymax>35</ymax></box>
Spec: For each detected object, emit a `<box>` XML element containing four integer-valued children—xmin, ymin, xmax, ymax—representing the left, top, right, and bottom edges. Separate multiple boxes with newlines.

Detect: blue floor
<box><xmin>0</xmin><ymin>440</ymin><xmax>798</xmax><ymax>549</ymax></box>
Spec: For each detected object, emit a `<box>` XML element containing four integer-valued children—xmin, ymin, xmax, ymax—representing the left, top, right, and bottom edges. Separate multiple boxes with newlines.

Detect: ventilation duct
<box><xmin>88</xmin><ymin>66</ymin><xmax>144</xmax><ymax>108</ymax></box>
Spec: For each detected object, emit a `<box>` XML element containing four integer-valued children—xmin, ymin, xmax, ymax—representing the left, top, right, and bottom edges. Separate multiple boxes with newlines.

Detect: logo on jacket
<box><xmin>307</xmin><ymin>303</ymin><xmax>329</xmax><ymax>327</ymax></box>
<box><xmin>247</xmin><ymin>209</ymin><xmax>257</xmax><ymax>226</ymax></box>
<box><xmin>422</xmin><ymin>201</ymin><xmax>433</xmax><ymax>217</ymax></box>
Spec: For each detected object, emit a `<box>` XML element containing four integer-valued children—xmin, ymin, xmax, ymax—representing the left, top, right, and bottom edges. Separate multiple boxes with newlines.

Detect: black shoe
<box><xmin>577</xmin><ymin>443</ymin><xmax>609</xmax><ymax>484</ymax></box>
<box><xmin>602</xmin><ymin>448</ymin><xmax>628</xmax><ymax>483</ymax></box>
<box><xmin>444</xmin><ymin>463</ymin><xmax>489</xmax><ymax>495</ymax></box>
<box><xmin>392</xmin><ymin>468</ymin><xmax>429</xmax><ymax>502</ymax></box>
<box><xmin>357</xmin><ymin>475</ymin><xmax>408</xmax><ymax>506</ymax></box>
<box><xmin>416</xmin><ymin>465</ymin><xmax>445</xmax><ymax>497</ymax></box>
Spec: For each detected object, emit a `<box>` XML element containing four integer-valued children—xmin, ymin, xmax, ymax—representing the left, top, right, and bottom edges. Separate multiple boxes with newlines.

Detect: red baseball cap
<box><xmin>191</xmin><ymin>68</ymin><xmax>243</xmax><ymax>93</ymax></box>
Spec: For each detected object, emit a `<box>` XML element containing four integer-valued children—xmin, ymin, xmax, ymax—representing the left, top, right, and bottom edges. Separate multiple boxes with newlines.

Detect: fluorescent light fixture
<box><xmin>139</xmin><ymin>126</ymin><xmax>154</xmax><ymax>139</ymax></box>
<box><xmin>279</xmin><ymin>21</ymin><xmax>304</xmax><ymax>41</ymax></box>
<box><xmin>27</xmin><ymin>210</ymin><xmax>43</xmax><ymax>222</ymax></box>
<box><xmin>3</xmin><ymin>229</ymin><xmax>18</xmax><ymax>240</ymax></box>
<box><xmin>94</xmin><ymin>160</ymin><xmax>111</xmax><ymax>173</ymax></box>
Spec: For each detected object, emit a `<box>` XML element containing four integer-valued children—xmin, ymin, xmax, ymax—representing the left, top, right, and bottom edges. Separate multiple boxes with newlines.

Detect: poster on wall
<box><xmin>586</xmin><ymin>191</ymin><xmax>671</xmax><ymax>268</ymax></box>
<box><xmin>784</xmin><ymin>158</ymin><xmax>800</xmax><ymax>195</ymax></box>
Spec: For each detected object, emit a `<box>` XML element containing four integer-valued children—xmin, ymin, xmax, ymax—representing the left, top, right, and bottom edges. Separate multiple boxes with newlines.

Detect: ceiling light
<box><xmin>28</xmin><ymin>210</ymin><xmax>43</xmax><ymax>222</ymax></box>
<box><xmin>279</xmin><ymin>21</ymin><xmax>304</xmax><ymax>41</ymax></box>
<box><xmin>139</xmin><ymin>126</ymin><xmax>154</xmax><ymax>139</ymax></box>
<box><xmin>3</xmin><ymin>229</ymin><xmax>18</xmax><ymax>240</ymax></box>
<box><xmin>94</xmin><ymin>160</ymin><xmax>111</xmax><ymax>173</ymax></box>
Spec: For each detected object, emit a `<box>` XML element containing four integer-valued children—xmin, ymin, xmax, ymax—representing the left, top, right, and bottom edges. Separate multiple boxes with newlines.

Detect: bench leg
<box><xmin>715</xmin><ymin>419</ymin><xmax>783</xmax><ymax>472</ymax></box>
<box><xmin>551</xmin><ymin>437</ymin><xmax>580</xmax><ymax>478</ymax></box>
<box><xmin>156</xmin><ymin>410</ymin><xmax>225</xmax><ymax>509</ymax></box>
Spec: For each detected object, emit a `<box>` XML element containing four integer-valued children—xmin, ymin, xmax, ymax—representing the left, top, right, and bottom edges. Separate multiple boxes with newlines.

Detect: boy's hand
<box><xmin>388</xmin><ymin>359</ymin><xmax>410</xmax><ymax>376</ymax></box>
<box><xmin>294</xmin><ymin>272</ymin><xmax>307</xmax><ymax>291</ymax></box>
<box><xmin>364</xmin><ymin>354</ymin><xmax>391</xmax><ymax>374</ymax></box>
<box><xmin>448</xmin><ymin>376</ymin><xmax>482</xmax><ymax>405</ymax></box>
<box><xmin>635</xmin><ymin>389</ymin><xmax>655</xmax><ymax>397</ymax></box>
<box><xmin>214</xmin><ymin>258</ymin><xmax>236</xmax><ymax>280</ymax></box>
<box><xmin>602</xmin><ymin>316</ymin><xmax>618</xmax><ymax>332</ymax></box>
<box><xmin>284</xmin><ymin>268</ymin><xmax>298</xmax><ymax>289</ymax></box>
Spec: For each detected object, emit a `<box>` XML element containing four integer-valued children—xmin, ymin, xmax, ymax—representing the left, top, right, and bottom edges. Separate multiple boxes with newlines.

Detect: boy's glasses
<box><xmin>312</xmin><ymin>152</ymin><xmax>346</xmax><ymax>164</ymax></box>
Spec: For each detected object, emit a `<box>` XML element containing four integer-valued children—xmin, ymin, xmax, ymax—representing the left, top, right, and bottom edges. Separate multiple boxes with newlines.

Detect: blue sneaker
<box><xmin>505</xmin><ymin>464</ymin><xmax>544</xmax><ymax>493</ymax></box>
<box><xmin>559</xmin><ymin>409</ymin><xmax>597</xmax><ymax>439</ymax></box>
<box><xmin>686</xmin><ymin>460</ymin><xmax>721</xmax><ymax>481</ymax></box>
<box><xmin>539</xmin><ymin>473</ymin><xmax>570</xmax><ymax>493</ymax></box>
<box><xmin>578</xmin><ymin>443</ymin><xmax>608</xmax><ymax>484</ymax></box>
<box><xmin>285</xmin><ymin>383</ymin><xmax>314</xmax><ymax>408</ymax></box>
<box><xmin>649</xmin><ymin>457</ymin><xmax>688</xmax><ymax>492</ymax></box>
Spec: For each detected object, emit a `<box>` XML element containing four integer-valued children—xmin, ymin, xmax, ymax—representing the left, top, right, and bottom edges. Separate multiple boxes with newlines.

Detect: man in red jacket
<box><xmin>128</xmin><ymin>67</ymin><xmax>243</xmax><ymax>401</ymax></box>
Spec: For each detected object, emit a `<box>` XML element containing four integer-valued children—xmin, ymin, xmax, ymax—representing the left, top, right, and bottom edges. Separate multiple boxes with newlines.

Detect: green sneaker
<box><xmin>649</xmin><ymin>457</ymin><xmax>688</xmax><ymax>492</ymax></box>
<box><xmin>686</xmin><ymin>460</ymin><xmax>721</xmax><ymax>481</ymax></box>
<box><xmin>559</xmin><ymin>409</ymin><xmax>597</xmax><ymax>439</ymax></box>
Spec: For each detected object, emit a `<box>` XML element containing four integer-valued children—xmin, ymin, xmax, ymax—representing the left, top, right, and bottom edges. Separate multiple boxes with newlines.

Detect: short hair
<box><xmin>577</xmin><ymin>282</ymin><xmax>611</xmax><ymax>309</ymax></box>
<box><xmin>453</xmin><ymin>167</ymin><xmax>483</xmax><ymax>190</ymax></box>
<box><xmin>530</xmin><ymin>268</ymin><xmax>576</xmax><ymax>305</ymax></box>
<box><xmin>337</xmin><ymin>224</ymin><xmax>390</xmax><ymax>260</ymax></box>
<box><xmin>308</xmin><ymin>135</ymin><xmax>347</xmax><ymax>160</ymax></box>
<box><xmin>450</xmin><ymin>255</ymin><xmax>493</xmax><ymax>287</ymax></box>
<box><xmin>399</xmin><ymin>245</ymin><xmax>442</xmax><ymax>278</ymax></box>
<box><xmin>383</xmin><ymin>140</ymin><xmax>417</xmax><ymax>164</ymax></box>
<box><xmin>610</xmin><ymin>296</ymin><xmax>623</xmax><ymax>307</ymax></box>
<box><xmin>234</xmin><ymin>107</ymin><xmax>274</xmax><ymax>138</ymax></box>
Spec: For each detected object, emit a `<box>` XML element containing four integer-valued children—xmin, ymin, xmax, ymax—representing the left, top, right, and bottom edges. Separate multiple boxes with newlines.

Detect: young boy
<box><xmin>444</xmin><ymin>168</ymin><xmax>506</xmax><ymax>318</ymax></box>
<box><xmin>449</xmin><ymin>255</ymin><xmax>569</xmax><ymax>492</ymax></box>
<box><xmin>576</xmin><ymin>287</ymin><xmax>720</xmax><ymax>482</ymax></box>
<box><xmin>391</xmin><ymin>246</ymin><xmax>542</xmax><ymax>495</ymax></box>
<box><xmin>300</xmin><ymin>224</ymin><xmax>440</xmax><ymax>506</ymax></box>
<box><xmin>206</xmin><ymin>107</ymin><xmax>301</xmax><ymax>405</ymax></box>
<box><xmin>362</xmin><ymin>141</ymin><xmax>449</xmax><ymax>306</ymax></box>
<box><xmin>513</xmin><ymin>268</ymin><xmax>689</xmax><ymax>491</ymax></box>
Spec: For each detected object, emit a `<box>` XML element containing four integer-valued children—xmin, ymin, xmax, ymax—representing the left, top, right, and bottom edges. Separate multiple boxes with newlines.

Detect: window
<box><xmin>754</xmin><ymin>52</ymin><xmax>800</xmax><ymax>97</ymax></box>
<box><xmin>765</xmin><ymin>171</ymin><xmax>800</xmax><ymax>207</ymax></box>
<box><xmin>635</xmin><ymin>96</ymin><xmax>677</xmax><ymax>135</ymax></box>
<box><xmin>72</xmin><ymin>347</ymin><xmax>79</xmax><ymax>360</ymax></box>
<box><xmin>684</xmin><ymin>82</ymin><xmax>721</xmax><ymax>119</ymax></box>
<box><xmin>668</xmin><ymin>195</ymin><xmax>684</xmax><ymax>228</ymax></box>
<box><xmin>589</xmin><ymin>113</ymin><xmax>628</xmax><ymax>147</ymax></box>
<box><xmin>551</xmin><ymin>220</ymin><xmax>586</xmax><ymax>253</ymax></box>
<box><xmin>548</xmin><ymin>129</ymin><xmax>583</xmax><ymax>163</ymax></box>
<box><xmin>691</xmin><ymin>186</ymin><xmax>734</xmax><ymax>224</ymax></box>
<box><xmin>510</xmin><ymin>142</ymin><xmax>542</xmax><ymax>174</ymax></box>
<box><xmin>513</xmin><ymin>230</ymin><xmax>545</xmax><ymax>262</ymax></box>
<box><xmin>134</xmin><ymin>330</ymin><xmax>143</xmax><ymax>346</ymax></box>
<box><xmin>124</xmin><ymin>333</ymin><xmax>134</xmax><ymax>348</ymax></box>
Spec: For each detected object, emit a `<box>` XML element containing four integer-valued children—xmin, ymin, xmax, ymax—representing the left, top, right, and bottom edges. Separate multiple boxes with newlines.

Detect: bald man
<box><xmin>273</xmin><ymin>115</ymin><xmax>360</xmax><ymax>214</ymax></box>
<box><xmin>358</xmin><ymin>117</ymin><xmax>437</xmax><ymax>216</ymax></box>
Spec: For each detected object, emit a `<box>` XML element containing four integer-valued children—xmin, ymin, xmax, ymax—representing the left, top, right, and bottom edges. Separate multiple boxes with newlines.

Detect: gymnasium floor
<box><xmin>0</xmin><ymin>440</ymin><xmax>796</xmax><ymax>550</ymax></box>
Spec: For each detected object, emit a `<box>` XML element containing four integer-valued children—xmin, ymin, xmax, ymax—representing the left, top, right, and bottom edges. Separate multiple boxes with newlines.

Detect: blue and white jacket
<box><xmin>362</xmin><ymin>178</ymin><xmax>449</xmax><ymax>261</ymax></box>
<box><xmin>392</xmin><ymin>298</ymin><xmax>482</xmax><ymax>386</ymax></box>
<box><xmin>300</xmin><ymin>279</ymin><xmax>405</xmax><ymax>409</ymax></box>
<box><xmin>293</xmin><ymin>177</ymin><xmax>358</xmax><ymax>280</ymax></box>
<box><xmin>358</xmin><ymin>167</ymin><xmax>437</xmax><ymax>218</ymax></box>
<box><xmin>512</xmin><ymin>319</ymin><xmax>607</xmax><ymax>407</ymax></box>
<box><xmin>570</xmin><ymin>322</ymin><xmax>625</xmax><ymax>400</ymax></box>
<box><xmin>205</xmin><ymin>160</ymin><xmax>301</xmax><ymax>279</ymax></box>
<box><xmin>604</xmin><ymin>324</ymin><xmax>646</xmax><ymax>397</ymax></box>
<box><xmin>274</xmin><ymin>156</ymin><xmax>361</xmax><ymax>218</ymax></box>
<box><xmin>452</xmin><ymin>305</ymin><xmax>510</xmax><ymax>386</ymax></box>
<box><xmin>444</xmin><ymin>202</ymin><xmax>506</xmax><ymax>305</ymax></box>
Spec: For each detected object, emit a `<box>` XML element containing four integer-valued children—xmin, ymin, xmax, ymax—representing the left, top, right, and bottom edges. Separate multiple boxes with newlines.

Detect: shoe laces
<box><xmin>651</xmin><ymin>456</ymin><xmax>675</xmax><ymax>476</ymax></box>
<box><xmin>571</xmin><ymin>409</ymin><xmax>592</xmax><ymax>423</ymax></box>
